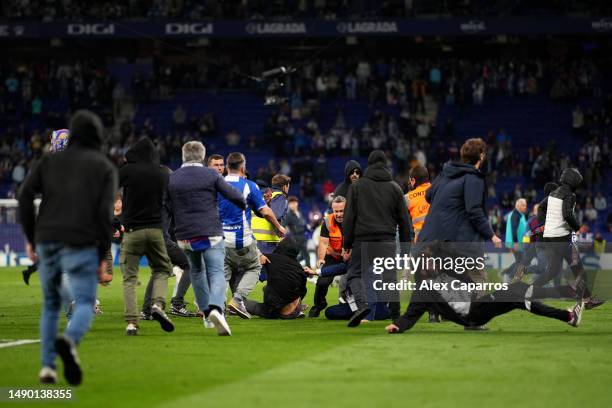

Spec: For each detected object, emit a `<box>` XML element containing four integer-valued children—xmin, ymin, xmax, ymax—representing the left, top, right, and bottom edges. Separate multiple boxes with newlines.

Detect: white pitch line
<box><xmin>0</xmin><ymin>339</ymin><xmax>40</xmax><ymax>349</ymax></box>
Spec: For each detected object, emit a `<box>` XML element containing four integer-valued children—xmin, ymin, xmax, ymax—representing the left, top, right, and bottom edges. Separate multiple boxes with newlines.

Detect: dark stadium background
<box><xmin>0</xmin><ymin>0</ymin><xmax>610</xmax><ymax>256</ymax></box>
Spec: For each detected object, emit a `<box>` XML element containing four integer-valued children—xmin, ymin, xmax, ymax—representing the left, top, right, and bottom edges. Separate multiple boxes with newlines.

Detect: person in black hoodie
<box><xmin>18</xmin><ymin>110</ymin><xmax>117</xmax><ymax>386</ymax></box>
<box><xmin>536</xmin><ymin>168</ymin><xmax>603</xmax><ymax>310</ymax></box>
<box><xmin>333</xmin><ymin>160</ymin><xmax>362</xmax><ymax>199</ymax></box>
<box><xmin>342</xmin><ymin>150</ymin><xmax>413</xmax><ymax>327</ymax></box>
<box><xmin>119</xmin><ymin>137</ymin><xmax>175</xmax><ymax>336</ymax></box>
<box><xmin>244</xmin><ymin>237</ymin><xmax>313</xmax><ymax>319</ymax></box>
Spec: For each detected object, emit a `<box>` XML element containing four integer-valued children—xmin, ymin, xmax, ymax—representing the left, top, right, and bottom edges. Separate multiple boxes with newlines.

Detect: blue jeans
<box><xmin>37</xmin><ymin>243</ymin><xmax>99</xmax><ymax>369</ymax></box>
<box><xmin>186</xmin><ymin>241</ymin><xmax>226</xmax><ymax>313</ymax></box>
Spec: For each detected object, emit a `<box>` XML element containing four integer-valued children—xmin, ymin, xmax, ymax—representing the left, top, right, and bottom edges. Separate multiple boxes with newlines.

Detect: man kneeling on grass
<box><xmin>245</xmin><ymin>237</ymin><xmax>314</xmax><ymax>319</ymax></box>
<box><xmin>385</xmin><ymin>245</ymin><xmax>584</xmax><ymax>334</ymax></box>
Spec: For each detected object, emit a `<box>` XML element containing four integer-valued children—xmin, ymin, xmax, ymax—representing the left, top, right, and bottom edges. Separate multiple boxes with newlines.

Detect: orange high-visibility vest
<box><xmin>405</xmin><ymin>182</ymin><xmax>431</xmax><ymax>241</ymax></box>
<box><xmin>324</xmin><ymin>213</ymin><xmax>343</xmax><ymax>261</ymax></box>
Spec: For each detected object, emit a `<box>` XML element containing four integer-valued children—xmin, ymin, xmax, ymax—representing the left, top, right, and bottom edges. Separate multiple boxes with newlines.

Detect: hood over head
<box><xmin>559</xmin><ymin>168</ymin><xmax>582</xmax><ymax>190</ymax></box>
<box><xmin>126</xmin><ymin>137</ymin><xmax>160</xmax><ymax>165</ymax></box>
<box><xmin>364</xmin><ymin>151</ymin><xmax>392</xmax><ymax>182</ymax></box>
<box><xmin>68</xmin><ymin>110</ymin><xmax>104</xmax><ymax>150</ymax></box>
<box><xmin>344</xmin><ymin>160</ymin><xmax>362</xmax><ymax>182</ymax></box>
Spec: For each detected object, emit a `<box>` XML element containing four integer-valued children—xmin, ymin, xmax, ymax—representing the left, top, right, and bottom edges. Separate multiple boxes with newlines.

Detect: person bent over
<box><xmin>245</xmin><ymin>238</ymin><xmax>312</xmax><ymax>319</ymax></box>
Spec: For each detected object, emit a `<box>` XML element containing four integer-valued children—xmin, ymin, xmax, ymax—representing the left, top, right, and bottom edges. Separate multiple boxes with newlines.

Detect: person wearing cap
<box><xmin>252</xmin><ymin>174</ymin><xmax>290</xmax><ymax>280</ymax></box>
<box><xmin>342</xmin><ymin>150</ymin><xmax>413</xmax><ymax>327</ymax></box>
<box><xmin>18</xmin><ymin>110</ymin><xmax>118</xmax><ymax>385</ymax></box>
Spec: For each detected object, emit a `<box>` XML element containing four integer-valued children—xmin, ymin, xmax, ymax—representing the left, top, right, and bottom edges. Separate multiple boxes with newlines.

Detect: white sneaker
<box><xmin>208</xmin><ymin>309</ymin><xmax>231</xmax><ymax>336</ymax></box>
<box><xmin>94</xmin><ymin>299</ymin><xmax>103</xmax><ymax>315</ymax></box>
<box><xmin>203</xmin><ymin>318</ymin><xmax>215</xmax><ymax>329</ymax></box>
<box><xmin>126</xmin><ymin>323</ymin><xmax>138</xmax><ymax>336</ymax></box>
<box><xmin>39</xmin><ymin>366</ymin><xmax>57</xmax><ymax>384</ymax></box>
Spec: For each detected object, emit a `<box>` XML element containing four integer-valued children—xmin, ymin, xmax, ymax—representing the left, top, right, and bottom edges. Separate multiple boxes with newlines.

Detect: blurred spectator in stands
<box><xmin>575</xmin><ymin>203</ymin><xmax>585</xmax><ymax>225</ymax></box>
<box><xmin>584</xmin><ymin>202</ymin><xmax>598</xmax><ymax>223</ymax></box>
<box><xmin>473</xmin><ymin>79</ymin><xmax>484</xmax><ymax>105</ymax></box>
<box><xmin>172</xmin><ymin>105</ymin><xmax>186</xmax><ymax>130</ymax></box>
<box><xmin>572</xmin><ymin>106</ymin><xmax>585</xmax><ymax>135</ymax></box>
<box><xmin>226</xmin><ymin>129</ymin><xmax>241</xmax><ymax>146</ymax></box>
<box><xmin>322</xmin><ymin>179</ymin><xmax>335</xmax><ymax>199</ymax></box>
<box><xmin>594</xmin><ymin>192</ymin><xmax>607</xmax><ymax>211</ymax></box>
<box><xmin>345</xmin><ymin>72</ymin><xmax>357</xmax><ymax>100</ymax></box>
<box><xmin>12</xmin><ymin>159</ymin><xmax>26</xmax><ymax>186</ymax></box>
<box><xmin>300</xmin><ymin>173</ymin><xmax>317</xmax><ymax>204</ymax></box>
<box><xmin>31</xmin><ymin>96</ymin><xmax>42</xmax><ymax>117</ymax></box>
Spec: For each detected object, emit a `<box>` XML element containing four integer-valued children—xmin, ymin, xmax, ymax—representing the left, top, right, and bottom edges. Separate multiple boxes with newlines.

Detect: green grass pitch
<box><xmin>1</xmin><ymin>267</ymin><xmax>611</xmax><ymax>408</ymax></box>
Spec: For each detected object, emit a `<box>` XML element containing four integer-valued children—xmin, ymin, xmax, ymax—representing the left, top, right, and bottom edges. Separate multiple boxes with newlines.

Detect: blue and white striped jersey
<box><xmin>218</xmin><ymin>174</ymin><xmax>266</xmax><ymax>249</ymax></box>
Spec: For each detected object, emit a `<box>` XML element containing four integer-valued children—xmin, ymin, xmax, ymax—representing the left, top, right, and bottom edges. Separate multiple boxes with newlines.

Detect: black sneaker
<box><xmin>139</xmin><ymin>311</ymin><xmax>152</xmax><ymax>321</ymax></box>
<box><xmin>151</xmin><ymin>304</ymin><xmax>175</xmax><ymax>332</ymax></box>
<box><xmin>308</xmin><ymin>306</ymin><xmax>322</xmax><ymax>318</ymax></box>
<box><xmin>347</xmin><ymin>308</ymin><xmax>371</xmax><ymax>328</ymax></box>
<box><xmin>169</xmin><ymin>305</ymin><xmax>197</xmax><ymax>317</ymax></box>
<box><xmin>54</xmin><ymin>336</ymin><xmax>82</xmax><ymax>386</ymax></box>
<box><xmin>22</xmin><ymin>264</ymin><xmax>37</xmax><ymax>285</ymax></box>
<box><xmin>585</xmin><ymin>297</ymin><xmax>605</xmax><ymax>310</ymax></box>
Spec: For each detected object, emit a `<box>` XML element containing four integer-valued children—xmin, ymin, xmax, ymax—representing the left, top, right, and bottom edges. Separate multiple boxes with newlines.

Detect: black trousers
<box><xmin>534</xmin><ymin>235</ymin><xmax>588</xmax><ymax>298</ymax></box>
<box><xmin>346</xmin><ymin>241</ymin><xmax>399</xmax><ymax>312</ymax></box>
<box><xmin>395</xmin><ymin>282</ymin><xmax>569</xmax><ymax>332</ymax></box>
<box><xmin>468</xmin><ymin>282</ymin><xmax>569</xmax><ymax>326</ymax></box>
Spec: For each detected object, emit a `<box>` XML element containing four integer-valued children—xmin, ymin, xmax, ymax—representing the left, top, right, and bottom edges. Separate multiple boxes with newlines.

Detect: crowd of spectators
<box><xmin>3</xmin><ymin>0</ymin><xmax>612</xmax><ymax>21</ymax></box>
<box><xmin>1</xmin><ymin>54</ymin><xmax>610</xmax><ymax>237</ymax></box>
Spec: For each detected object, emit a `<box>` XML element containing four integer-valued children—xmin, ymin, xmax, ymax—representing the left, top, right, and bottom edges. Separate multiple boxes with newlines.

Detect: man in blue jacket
<box><xmin>167</xmin><ymin>141</ymin><xmax>246</xmax><ymax>336</ymax></box>
<box><xmin>418</xmin><ymin>138</ymin><xmax>501</xmax><ymax>328</ymax></box>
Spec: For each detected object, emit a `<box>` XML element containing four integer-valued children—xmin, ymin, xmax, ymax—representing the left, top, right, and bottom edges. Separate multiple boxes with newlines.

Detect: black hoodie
<box><xmin>119</xmin><ymin>137</ymin><xmax>167</xmax><ymax>230</ymax></box>
<box><xmin>539</xmin><ymin>168</ymin><xmax>582</xmax><ymax>238</ymax></box>
<box><xmin>264</xmin><ymin>237</ymin><xmax>308</xmax><ymax>311</ymax></box>
<box><xmin>418</xmin><ymin>161</ymin><xmax>493</xmax><ymax>244</ymax></box>
<box><xmin>18</xmin><ymin>110</ymin><xmax>118</xmax><ymax>259</ymax></box>
<box><xmin>342</xmin><ymin>151</ymin><xmax>413</xmax><ymax>249</ymax></box>
<box><xmin>334</xmin><ymin>160</ymin><xmax>362</xmax><ymax>199</ymax></box>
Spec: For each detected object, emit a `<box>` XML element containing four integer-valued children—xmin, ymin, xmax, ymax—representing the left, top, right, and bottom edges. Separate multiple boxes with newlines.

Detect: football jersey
<box><xmin>218</xmin><ymin>174</ymin><xmax>266</xmax><ymax>249</ymax></box>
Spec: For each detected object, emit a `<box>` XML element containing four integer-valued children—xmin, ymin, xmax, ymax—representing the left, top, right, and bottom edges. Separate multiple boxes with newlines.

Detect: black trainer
<box><xmin>151</xmin><ymin>304</ymin><xmax>175</xmax><ymax>332</ymax></box>
<box><xmin>308</xmin><ymin>306</ymin><xmax>323</xmax><ymax>318</ymax></box>
<box><xmin>54</xmin><ymin>336</ymin><xmax>82</xmax><ymax>386</ymax></box>
<box><xmin>585</xmin><ymin>297</ymin><xmax>605</xmax><ymax>310</ymax></box>
<box><xmin>347</xmin><ymin>307</ymin><xmax>371</xmax><ymax>328</ymax></box>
